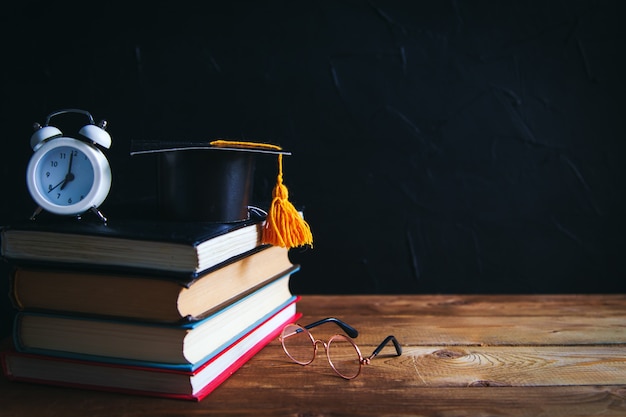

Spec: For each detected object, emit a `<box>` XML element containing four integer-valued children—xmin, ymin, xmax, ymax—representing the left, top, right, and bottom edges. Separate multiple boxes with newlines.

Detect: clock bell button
<box><xmin>30</xmin><ymin>122</ymin><xmax>63</xmax><ymax>151</ymax></box>
<box><xmin>79</xmin><ymin>120</ymin><xmax>111</xmax><ymax>149</ymax></box>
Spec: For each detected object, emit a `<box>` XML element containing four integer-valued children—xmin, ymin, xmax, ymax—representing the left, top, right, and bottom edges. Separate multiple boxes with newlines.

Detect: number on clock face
<box><xmin>35</xmin><ymin>146</ymin><xmax>95</xmax><ymax>206</ymax></box>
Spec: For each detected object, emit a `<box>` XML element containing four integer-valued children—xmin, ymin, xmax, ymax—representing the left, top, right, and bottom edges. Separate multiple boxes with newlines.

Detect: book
<box><xmin>13</xmin><ymin>269</ymin><xmax>298</xmax><ymax>366</ymax></box>
<box><xmin>2</xmin><ymin>300</ymin><xmax>301</xmax><ymax>401</ymax></box>
<box><xmin>10</xmin><ymin>245</ymin><xmax>293</xmax><ymax>322</ymax></box>
<box><xmin>0</xmin><ymin>214</ymin><xmax>266</xmax><ymax>276</ymax></box>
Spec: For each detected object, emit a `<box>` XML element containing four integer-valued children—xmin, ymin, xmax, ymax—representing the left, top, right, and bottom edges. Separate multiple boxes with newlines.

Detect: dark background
<box><xmin>1</xmin><ymin>1</ymin><xmax>625</xmax><ymax>338</ymax></box>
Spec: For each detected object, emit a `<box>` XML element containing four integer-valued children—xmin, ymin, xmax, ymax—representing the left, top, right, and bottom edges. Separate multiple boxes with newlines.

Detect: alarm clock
<box><xmin>26</xmin><ymin>109</ymin><xmax>112</xmax><ymax>222</ymax></box>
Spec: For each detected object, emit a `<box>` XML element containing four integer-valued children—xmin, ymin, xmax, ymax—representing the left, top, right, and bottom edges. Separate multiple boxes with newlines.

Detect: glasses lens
<box><xmin>281</xmin><ymin>324</ymin><xmax>315</xmax><ymax>365</ymax></box>
<box><xmin>327</xmin><ymin>335</ymin><xmax>361</xmax><ymax>379</ymax></box>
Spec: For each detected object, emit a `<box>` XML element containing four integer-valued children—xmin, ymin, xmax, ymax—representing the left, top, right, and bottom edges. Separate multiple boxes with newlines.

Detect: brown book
<box><xmin>11</xmin><ymin>245</ymin><xmax>294</xmax><ymax>322</ymax></box>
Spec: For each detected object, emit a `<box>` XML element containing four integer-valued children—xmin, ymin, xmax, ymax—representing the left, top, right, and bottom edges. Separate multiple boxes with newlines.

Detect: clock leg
<box><xmin>90</xmin><ymin>206</ymin><xmax>108</xmax><ymax>224</ymax></box>
<box><xmin>29</xmin><ymin>206</ymin><xmax>43</xmax><ymax>221</ymax></box>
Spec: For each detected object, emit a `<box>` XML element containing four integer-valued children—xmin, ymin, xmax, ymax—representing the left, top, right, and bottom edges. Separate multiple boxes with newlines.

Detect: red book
<box><xmin>2</xmin><ymin>298</ymin><xmax>300</xmax><ymax>401</ymax></box>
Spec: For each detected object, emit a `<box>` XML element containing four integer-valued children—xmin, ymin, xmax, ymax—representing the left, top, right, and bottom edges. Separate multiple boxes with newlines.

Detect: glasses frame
<box><xmin>279</xmin><ymin>317</ymin><xmax>402</xmax><ymax>380</ymax></box>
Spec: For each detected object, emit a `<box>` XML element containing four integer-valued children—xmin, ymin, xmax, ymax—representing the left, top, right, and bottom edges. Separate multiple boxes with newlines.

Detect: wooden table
<box><xmin>2</xmin><ymin>294</ymin><xmax>626</xmax><ymax>416</ymax></box>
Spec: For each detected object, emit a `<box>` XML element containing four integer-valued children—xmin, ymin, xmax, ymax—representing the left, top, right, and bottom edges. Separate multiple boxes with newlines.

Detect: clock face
<box><xmin>35</xmin><ymin>145</ymin><xmax>95</xmax><ymax>206</ymax></box>
<box><xmin>26</xmin><ymin>137</ymin><xmax>112</xmax><ymax>216</ymax></box>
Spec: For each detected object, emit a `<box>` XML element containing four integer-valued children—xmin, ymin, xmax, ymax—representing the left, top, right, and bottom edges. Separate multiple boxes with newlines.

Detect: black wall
<box><xmin>1</xmin><ymin>1</ymin><xmax>625</xmax><ymax>337</ymax></box>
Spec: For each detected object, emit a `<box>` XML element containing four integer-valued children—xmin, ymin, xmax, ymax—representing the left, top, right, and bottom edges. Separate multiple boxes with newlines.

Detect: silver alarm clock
<box><xmin>26</xmin><ymin>109</ymin><xmax>112</xmax><ymax>222</ymax></box>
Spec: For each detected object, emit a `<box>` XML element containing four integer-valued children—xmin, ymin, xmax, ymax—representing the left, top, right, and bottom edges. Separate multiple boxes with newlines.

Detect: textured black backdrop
<box><xmin>1</xmin><ymin>1</ymin><xmax>625</xmax><ymax>337</ymax></box>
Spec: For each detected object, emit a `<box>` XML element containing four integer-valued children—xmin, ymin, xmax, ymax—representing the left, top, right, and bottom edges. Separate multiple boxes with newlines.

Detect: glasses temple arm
<box><xmin>304</xmin><ymin>317</ymin><xmax>359</xmax><ymax>338</ymax></box>
<box><xmin>367</xmin><ymin>335</ymin><xmax>402</xmax><ymax>360</ymax></box>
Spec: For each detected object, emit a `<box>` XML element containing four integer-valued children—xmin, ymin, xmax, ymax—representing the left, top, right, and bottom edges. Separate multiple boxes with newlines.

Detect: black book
<box><xmin>1</xmin><ymin>214</ymin><xmax>266</xmax><ymax>278</ymax></box>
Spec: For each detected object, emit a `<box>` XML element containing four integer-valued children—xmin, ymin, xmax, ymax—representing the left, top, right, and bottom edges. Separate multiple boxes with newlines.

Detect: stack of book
<box><xmin>0</xmin><ymin>214</ymin><xmax>301</xmax><ymax>400</ymax></box>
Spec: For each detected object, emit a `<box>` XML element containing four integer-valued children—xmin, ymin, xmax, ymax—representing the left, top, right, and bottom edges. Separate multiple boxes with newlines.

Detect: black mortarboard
<box><xmin>131</xmin><ymin>139</ymin><xmax>312</xmax><ymax>248</ymax></box>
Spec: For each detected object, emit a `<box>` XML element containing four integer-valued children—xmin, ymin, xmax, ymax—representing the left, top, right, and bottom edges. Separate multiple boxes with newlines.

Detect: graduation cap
<box><xmin>131</xmin><ymin>139</ymin><xmax>313</xmax><ymax>249</ymax></box>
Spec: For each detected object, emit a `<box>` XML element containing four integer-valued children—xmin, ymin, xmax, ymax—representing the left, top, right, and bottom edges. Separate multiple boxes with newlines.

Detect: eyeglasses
<box><xmin>279</xmin><ymin>317</ymin><xmax>402</xmax><ymax>379</ymax></box>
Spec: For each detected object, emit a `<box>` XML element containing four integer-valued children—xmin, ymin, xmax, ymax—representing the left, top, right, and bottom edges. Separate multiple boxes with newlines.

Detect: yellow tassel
<box><xmin>210</xmin><ymin>140</ymin><xmax>313</xmax><ymax>248</ymax></box>
<box><xmin>263</xmin><ymin>153</ymin><xmax>313</xmax><ymax>248</ymax></box>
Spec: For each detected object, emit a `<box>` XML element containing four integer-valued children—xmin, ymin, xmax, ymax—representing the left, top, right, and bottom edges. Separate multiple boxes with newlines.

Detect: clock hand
<box><xmin>67</xmin><ymin>151</ymin><xmax>74</xmax><ymax>174</ymax></box>
<box><xmin>48</xmin><ymin>178</ymin><xmax>66</xmax><ymax>193</ymax></box>
<box><xmin>60</xmin><ymin>152</ymin><xmax>75</xmax><ymax>190</ymax></box>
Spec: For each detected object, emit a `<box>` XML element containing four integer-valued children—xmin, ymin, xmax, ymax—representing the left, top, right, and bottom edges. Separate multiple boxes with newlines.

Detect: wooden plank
<box><xmin>3</xmin><ymin>373</ymin><xmax>625</xmax><ymax>417</ymax></box>
<box><xmin>290</xmin><ymin>313</ymin><xmax>626</xmax><ymax>346</ymax></box>
<box><xmin>202</xmin><ymin>385</ymin><xmax>626</xmax><ymax>417</ymax></box>
<box><xmin>0</xmin><ymin>367</ymin><xmax>624</xmax><ymax>415</ymax></box>
<box><xmin>208</xmin><ymin>383</ymin><xmax>626</xmax><ymax>417</ymax></box>
<box><xmin>292</xmin><ymin>295</ymin><xmax>626</xmax><ymax>346</ymax></box>
<box><xmin>406</xmin><ymin>314</ymin><xmax>623</xmax><ymax>345</ymax></box>
<box><xmin>398</xmin><ymin>345</ymin><xmax>626</xmax><ymax>387</ymax></box>
<box><xmin>223</xmin><ymin>341</ymin><xmax>626</xmax><ymax>387</ymax></box>
<box><xmin>296</xmin><ymin>294</ymin><xmax>626</xmax><ymax>317</ymax></box>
